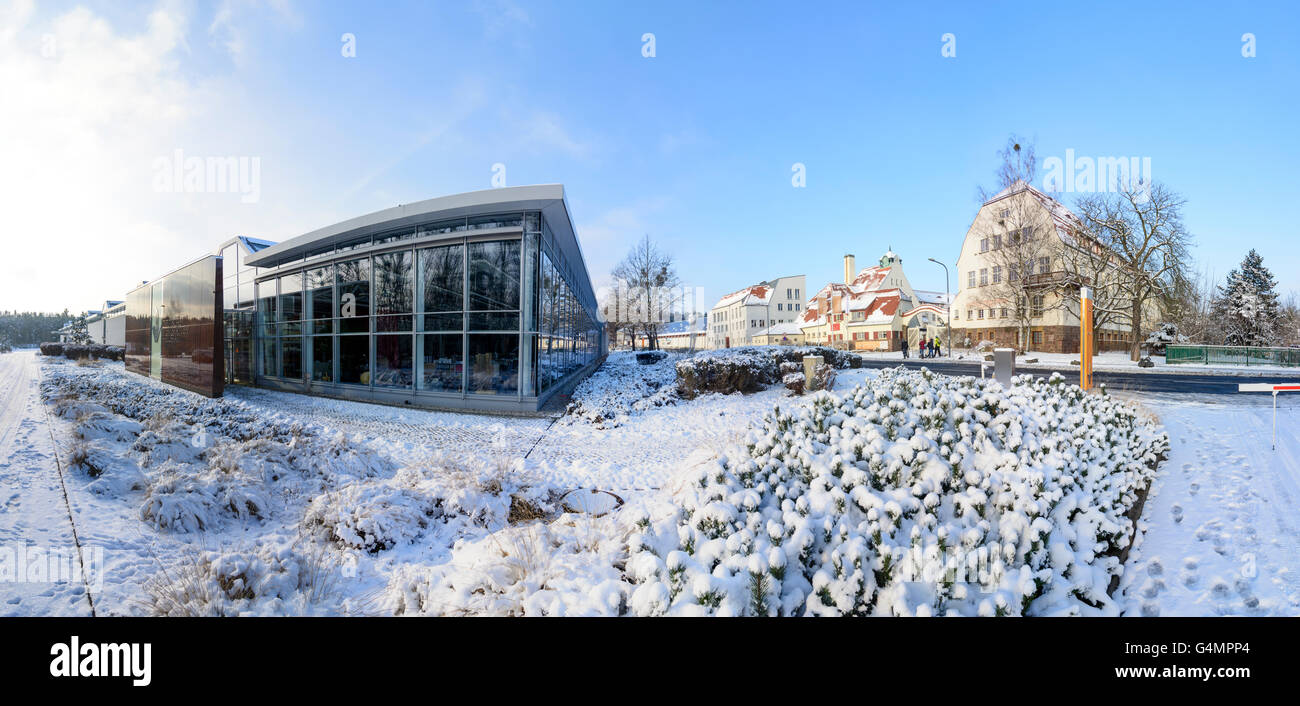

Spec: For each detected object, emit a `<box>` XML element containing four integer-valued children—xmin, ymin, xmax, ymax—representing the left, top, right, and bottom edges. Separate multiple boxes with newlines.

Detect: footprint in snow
<box><xmin>1140</xmin><ymin>601</ymin><xmax>1160</xmax><ymax>617</ymax></box>
<box><xmin>1189</xmin><ymin>482</ymin><xmax>1200</xmax><ymax>496</ymax></box>
<box><xmin>1171</xmin><ymin>505</ymin><xmax>1184</xmax><ymax>524</ymax></box>
<box><xmin>1147</xmin><ymin>559</ymin><xmax>1164</xmax><ymax>577</ymax></box>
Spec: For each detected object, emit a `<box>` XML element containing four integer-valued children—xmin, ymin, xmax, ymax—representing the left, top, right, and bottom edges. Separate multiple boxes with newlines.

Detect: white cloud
<box><xmin>208</xmin><ymin>0</ymin><xmax>300</xmax><ymax>65</ymax></box>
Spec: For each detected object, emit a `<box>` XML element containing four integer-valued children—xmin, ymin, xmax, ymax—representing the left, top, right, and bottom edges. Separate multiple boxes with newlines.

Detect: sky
<box><xmin>1</xmin><ymin>0</ymin><xmax>1297</xmax><ymax>315</ymax></box>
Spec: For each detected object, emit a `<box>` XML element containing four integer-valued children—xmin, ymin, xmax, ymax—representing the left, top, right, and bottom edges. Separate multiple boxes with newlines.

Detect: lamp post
<box><xmin>927</xmin><ymin>257</ymin><xmax>951</xmax><ymax>359</ymax></box>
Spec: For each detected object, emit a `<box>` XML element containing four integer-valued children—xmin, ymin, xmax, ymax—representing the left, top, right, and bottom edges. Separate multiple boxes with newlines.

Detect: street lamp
<box><xmin>927</xmin><ymin>257</ymin><xmax>951</xmax><ymax>359</ymax></box>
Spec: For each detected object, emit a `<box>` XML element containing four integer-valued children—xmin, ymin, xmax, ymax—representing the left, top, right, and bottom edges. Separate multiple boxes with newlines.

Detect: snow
<box><xmin>866</xmin><ymin>348</ymin><xmax>1300</xmax><ymax>376</ymax></box>
<box><xmin>5</xmin><ymin>345</ymin><xmax>1299</xmax><ymax>617</ymax></box>
<box><xmin>1114</xmin><ymin>391</ymin><xmax>1300</xmax><ymax>616</ymax></box>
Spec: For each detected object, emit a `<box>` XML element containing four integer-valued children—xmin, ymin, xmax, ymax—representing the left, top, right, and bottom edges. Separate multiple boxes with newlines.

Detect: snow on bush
<box><xmin>40</xmin><ymin>362</ymin><xmax>396</xmax><ymax>534</ymax></box>
<box><xmin>1145</xmin><ymin>323</ymin><xmax>1188</xmax><ymax>353</ymax></box>
<box><xmin>676</xmin><ymin>346</ymin><xmax>862</xmax><ymax>399</ymax></box>
<box><xmin>624</xmin><ymin>368</ymin><xmax>1169</xmax><ymax>616</ymax></box>
<box><xmin>382</xmin><ymin>512</ymin><xmax>633</xmax><ymax>616</ymax></box>
<box><xmin>143</xmin><ymin>543</ymin><xmax>347</xmax><ymax>616</ymax></box>
<box><xmin>303</xmin><ymin>454</ymin><xmax>559</xmax><ymax>554</ymax></box>
<box><xmin>561</xmin><ymin>351</ymin><xmax>679</xmax><ymax>428</ymax></box>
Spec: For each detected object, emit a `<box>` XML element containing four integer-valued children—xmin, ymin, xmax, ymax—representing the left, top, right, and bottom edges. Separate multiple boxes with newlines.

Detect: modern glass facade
<box><xmin>245</xmin><ymin>189</ymin><xmax>604</xmax><ymax>412</ymax></box>
<box><xmin>125</xmin><ymin>255</ymin><xmax>224</xmax><ymax>397</ymax></box>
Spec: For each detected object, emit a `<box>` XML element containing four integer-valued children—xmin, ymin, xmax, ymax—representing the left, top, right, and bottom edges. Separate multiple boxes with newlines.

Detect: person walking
<box><xmin>920</xmin><ymin>338</ymin><xmax>928</xmax><ymax>358</ymax></box>
<box><xmin>932</xmin><ymin>336</ymin><xmax>941</xmax><ymax>358</ymax></box>
<box><xmin>901</xmin><ymin>337</ymin><xmax>909</xmax><ymax>359</ymax></box>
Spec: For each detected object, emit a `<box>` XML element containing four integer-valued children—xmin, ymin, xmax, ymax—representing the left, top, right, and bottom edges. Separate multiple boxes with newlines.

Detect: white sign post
<box><xmin>1237</xmin><ymin>383</ymin><xmax>1300</xmax><ymax>450</ymax></box>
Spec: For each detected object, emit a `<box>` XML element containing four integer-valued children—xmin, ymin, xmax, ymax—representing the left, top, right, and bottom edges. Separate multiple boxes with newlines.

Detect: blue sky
<box><xmin>2</xmin><ymin>0</ymin><xmax>1298</xmax><ymax>313</ymax></box>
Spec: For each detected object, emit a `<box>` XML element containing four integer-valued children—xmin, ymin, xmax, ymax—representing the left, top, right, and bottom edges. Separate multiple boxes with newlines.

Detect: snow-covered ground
<box><xmin>3</xmin><ymin>347</ymin><xmax>1298</xmax><ymax>616</ymax></box>
<box><xmin>1114</xmin><ymin>390</ymin><xmax>1300</xmax><ymax>616</ymax></box>
<box><xmin>861</xmin><ymin>348</ymin><xmax>1300</xmax><ymax>376</ymax></box>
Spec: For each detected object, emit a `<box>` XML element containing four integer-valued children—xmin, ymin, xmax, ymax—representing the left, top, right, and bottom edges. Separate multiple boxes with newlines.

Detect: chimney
<box><xmin>843</xmin><ymin>254</ymin><xmax>855</xmax><ymax>284</ymax></box>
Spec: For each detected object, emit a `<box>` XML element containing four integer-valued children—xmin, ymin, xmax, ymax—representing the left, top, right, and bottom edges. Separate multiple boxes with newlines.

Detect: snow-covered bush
<box><xmin>625</xmin><ymin>368</ymin><xmax>1168</xmax><ymax>616</ymax></box>
<box><xmin>562</xmin><ymin>351</ymin><xmax>679</xmax><ymax>428</ymax></box>
<box><xmin>811</xmin><ymin>362</ymin><xmax>836</xmax><ymax>392</ymax></box>
<box><xmin>780</xmin><ymin>362</ymin><xmax>805</xmax><ymax>395</ymax></box>
<box><xmin>40</xmin><ymin>342</ymin><xmax>63</xmax><ymax>356</ymax></box>
<box><xmin>139</xmin><ymin>462</ymin><xmax>269</xmax><ymax>532</ymax></box>
<box><xmin>676</xmin><ymin>346</ymin><xmax>862</xmax><ymax>399</ymax></box>
<box><xmin>143</xmin><ymin>543</ymin><xmax>347</xmax><ymax>616</ymax></box>
<box><xmin>303</xmin><ymin>454</ymin><xmax>560</xmax><ymax>553</ymax></box>
<box><xmin>1145</xmin><ymin>323</ymin><xmax>1188</xmax><ymax>354</ymax></box>
<box><xmin>383</xmin><ymin>514</ymin><xmax>633</xmax><ymax>616</ymax></box>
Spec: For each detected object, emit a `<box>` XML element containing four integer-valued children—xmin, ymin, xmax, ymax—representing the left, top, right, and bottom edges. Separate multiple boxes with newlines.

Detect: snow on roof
<box><xmin>757</xmin><ymin>321</ymin><xmax>804</xmax><ymax>337</ymax></box>
<box><xmin>713</xmin><ymin>283</ymin><xmax>772</xmax><ymax>309</ymax></box>
<box><xmin>914</xmin><ymin>290</ymin><xmax>952</xmax><ymax>305</ymax></box>
<box><xmin>658</xmin><ymin>317</ymin><xmax>708</xmax><ymax>334</ymax></box>
<box><xmin>983</xmin><ymin>180</ymin><xmax>1083</xmax><ymax>240</ymax></box>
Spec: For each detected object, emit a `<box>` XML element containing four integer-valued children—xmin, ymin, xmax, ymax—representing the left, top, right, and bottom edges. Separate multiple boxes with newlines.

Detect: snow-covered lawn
<box><xmin>4</xmin><ymin>347</ymin><xmax>1297</xmax><ymax>616</ymax></box>
<box><xmin>1115</xmin><ymin>391</ymin><xmax>1300</xmax><ymax>616</ymax></box>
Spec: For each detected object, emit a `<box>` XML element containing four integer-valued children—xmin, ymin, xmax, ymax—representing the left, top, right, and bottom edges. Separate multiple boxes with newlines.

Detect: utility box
<box><xmin>803</xmin><ymin>355</ymin><xmax>824</xmax><ymax>390</ymax></box>
<box><xmin>994</xmin><ymin>348</ymin><xmax>1015</xmax><ymax>387</ymax></box>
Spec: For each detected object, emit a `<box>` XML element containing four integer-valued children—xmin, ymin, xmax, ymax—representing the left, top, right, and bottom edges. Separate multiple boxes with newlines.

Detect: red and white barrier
<box><xmin>1237</xmin><ymin>383</ymin><xmax>1300</xmax><ymax>450</ymax></box>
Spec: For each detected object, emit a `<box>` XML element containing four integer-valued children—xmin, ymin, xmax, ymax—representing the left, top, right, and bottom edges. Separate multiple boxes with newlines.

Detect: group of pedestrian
<box><xmin>902</xmin><ymin>336</ymin><xmax>942</xmax><ymax>359</ymax></box>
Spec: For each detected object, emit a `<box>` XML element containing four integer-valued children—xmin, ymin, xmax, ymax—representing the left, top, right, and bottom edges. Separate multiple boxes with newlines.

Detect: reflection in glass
<box><xmin>280</xmin><ymin>337</ymin><xmax>302</xmax><ymax>379</ymax></box>
<box><xmin>468</xmin><ymin>333</ymin><xmax>519</xmax><ymax>395</ymax></box>
<box><xmin>278</xmin><ymin>273</ymin><xmax>303</xmax><ymax>321</ymax></box>
<box><xmin>373</xmin><ymin>251</ymin><xmax>413</xmax><ymax>315</ymax></box>
<box><xmin>336</xmin><ymin>258</ymin><xmax>370</xmax><ymax>334</ymax></box>
<box><xmin>419</xmin><ymin>244</ymin><xmax>463</xmax><ymax>313</ymax></box>
<box><xmin>420</xmin><ymin>334</ymin><xmax>463</xmax><ymax>393</ymax></box>
<box><xmin>374</xmin><ymin>334</ymin><xmax>413</xmax><ymax>388</ymax></box>
<box><xmin>468</xmin><ymin>240</ymin><xmax>520</xmax><ymax>312</ymax></box>
<box><xmin>339</xmin><ymin>336</ymin><xmax>369</xmax><ymax>385</ymax></box>
<box><xmin>312</xmin><ymin>336</ymin><xmax>333</xmax><ymax>382</ymax></box>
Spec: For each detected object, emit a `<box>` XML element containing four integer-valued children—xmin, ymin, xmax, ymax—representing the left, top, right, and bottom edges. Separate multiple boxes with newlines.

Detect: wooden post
<box><xmin>1080</xmin><ymin>286</ymin><xmax>1093</xmax><ymax>391</ymax></box>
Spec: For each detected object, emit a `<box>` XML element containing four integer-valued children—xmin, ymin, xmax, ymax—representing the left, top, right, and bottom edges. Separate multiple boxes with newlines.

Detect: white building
<box><xmin>708</xmin><ymin>274</ymin><xmax>806</xmax><ymax>349</ymax></box>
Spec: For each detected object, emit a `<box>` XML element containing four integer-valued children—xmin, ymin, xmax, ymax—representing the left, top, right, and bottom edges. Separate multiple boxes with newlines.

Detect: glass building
<box><xmin>241</xmin><ymin>184</ymin><xmax>605</xmax><ymax>413</ymax></box>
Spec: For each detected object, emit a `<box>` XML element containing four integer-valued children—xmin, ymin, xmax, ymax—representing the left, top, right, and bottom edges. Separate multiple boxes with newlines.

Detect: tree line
<box><xmin>0</xmin><ymin>310</ymin><xmax>73</xmax><ymax>347</ymax></box>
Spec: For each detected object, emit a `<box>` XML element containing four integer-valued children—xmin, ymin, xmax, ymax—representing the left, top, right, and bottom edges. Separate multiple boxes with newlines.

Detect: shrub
<box><xmin>676</xmin><ymin>346</ymin><xmax>862</xmax><ymax>399</ymax></box>
<box><xmin>626</xmin><ymin>368</ymin><xmax>1169</xmax><ymax>616</ymax></box>
<box><xmin>40</xmin><ymin>342</ymin><xmax>64</xmax><ymax>356</ymax></box>
<box><xmin>811</xmin><ymin>362</ymin><xmax>836</xmax><ymax>391</ymax></box>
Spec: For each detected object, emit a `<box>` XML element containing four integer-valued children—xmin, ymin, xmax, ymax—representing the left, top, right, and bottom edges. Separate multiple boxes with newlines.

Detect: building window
<box><xmin>311</xmin><ymin>335</ymin><xmax>332</xmax><ymax>382</ymax></box>
<box><xmin>1000</xmin><ymin>307</ymin><xmax>1008</xmax><ymax>319</ymax></box>
<box><xmin>992</xmin><ymin>265</ymin><xmax>1001</xmax><ymax>284</ymax></box>
<box><xmin>336</xmin><ymin>257</ymin><xmax>371</xmax><ymax>334</ymax></box>
<box><xmin>468</xmin><ymin>240</ymin><xmax>521</xmax><ymax>312</ymax></box>
<box><xmin>468</xmin><ymin>333</ymin><xmax>519</xmax><ymax>395</ymax></box>
<box><xmin>968</xmin><ymin>271</ymin><xmax>976</xmax><ymax>288</ymax></box>
<box><xmin>992</xmin><ymin>234</ymin><xmax>1002</xmax><ymax>250</ymax></box>
<box><xmin>1009</xmin><ymin>264</ymin><xmax>1019</xmax><ymax>282</ymax></box>
<box><xmin>1032</xmin><ymin>330</ymin><xmax>1043</xmax><ymax>346</ymax></box>
<box><xmin>374</xmin><ymin>334</ymin><xmax>413</xmax><ymax>388</ymax></box>
<box><xmin>967</xmin><ymin>309</ymin><xmax>973</xmax><ymax>320</ymax></box>
<box><xmin>1038</xmin><ymin>256</ymin><xmax>1050</xmax><ymax>273</ymax></box>
<box><xmin>338</xmin><ymin>335</ymin><xmax>369</xmax><ymax>384</ymax></box>
<box><xmin>1031</xmin><ymin>295</ymin><xmax>1045</xmax><ymax>318</ymax></box>
<box><xmin>980</xmin><ymin>238</ymin><xmax>989</xmax><ymax>252</ymax></box>
<box><xmin>978</xmin><ymin>309</ymin><xmax>985</xmax><ymax>320</ymax></box>
<box><xmin>979</xmin><ymin>269</ymin><xmax>988</xmax><ymax>286</ymax></box>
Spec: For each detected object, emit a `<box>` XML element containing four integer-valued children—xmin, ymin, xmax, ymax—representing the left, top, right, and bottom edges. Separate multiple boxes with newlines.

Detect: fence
<box><xmin>1166</xmin><ymin>344</ymin><xmax>1300</xmax><ymax>368</ymax></box>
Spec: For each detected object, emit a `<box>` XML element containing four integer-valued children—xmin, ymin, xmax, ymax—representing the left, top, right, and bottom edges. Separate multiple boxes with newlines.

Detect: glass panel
<box><xmin>418</xmin><ymin>218</ymin><xmax>465</xmax><ymax>236</ymax></box>
<box><xmin>280</xmin><ymin>337</ymin><xmax>302</xmax><ymax>379</ymax></box>
<box><xmin>419</xmin><ymin>243</ymin><xmax>463</xmax><ymax>313</ymax></box>
<box><xmin>257</xmin><ymin>280</ymin><xmax>276</xmax><ymax>333</ymax></box>
<box><xmin>468</xmin><ymin>240</ymin><xmax>520</xmax><ymax>311</ymax></box>
<box><xmin>374</xmin><ymin>334</ymin><xmax>413</xmax><ymax>388</ymax></box>
<box><xmin>237</xmin><ymin>279</ymin><xmax>255</xmax><ymax>309</ymax></box>
<box><xmin>468</xmin><ymin>213</ymin><xmax>523</xmax><ymax>230</ymax></box>
<box><xmin>339</xmin><ymin>336</ymin><xmax>369</xmax><ymax>385</ymax></box>
<box><xmin>376</xmin><ymin>315</ymin><xmax>413</xmax><ymax>332</ymax></box>
<box><xmin>307</xmin><ymin>265</ymin><xmax>333</xmax><ymax>321</ymax></box>
<box><xmin>419</xmin><ymin>334</ymin><xmax>463</xmax><ymax>393</ymax></box>
<box><xmin>468</xmin><ymin>333</ymin><xmax>519</xmax><ymax>395</ymax></box>
<box><xmin>375</xmin><ymin>228</ymin><xmax>415</xmax><ymax>245</ymax></box>
<box><xmin>422</xmin><ymin>313</ymin><xmax>463</xmax><ymax>331</ymax></box>
<box><xmin>278</xmin><ymin>273</ymin><xmax>303</xmax><ymax>320</ymax></box>
<box><xmin>468</xmin><ymin>312</ymin><xmax>520</xmax><ymax>331</ymax></box>
<box><xmin>259</xmin><ymin>336</ymin><xmax>275</xmax><ymax>378</ymax></box>
<box><xmin>524</xmin><ymin>212</ymin><xmax>541</xmax><ymax>233</ymax></box>
<box><xmin>336</xmin><ymin>257</ymin><xmax>370</xmax><ymax>334</ymax></box>
<box><xmin>312</xmin><ymin>336</ymin><xmax>333</xmax><ymax>382</ymax></box>
<box><xmin>373</xmin><ymin>251</ymin><xmax>413</xmax><ymax>315</ymax></box>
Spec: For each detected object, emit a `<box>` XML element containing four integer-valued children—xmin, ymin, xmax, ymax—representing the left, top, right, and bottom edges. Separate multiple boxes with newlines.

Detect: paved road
<box><xmin>855</xmin><ymin>356</ymin><xmax>1300</xmax><ymax>394</ymax></box>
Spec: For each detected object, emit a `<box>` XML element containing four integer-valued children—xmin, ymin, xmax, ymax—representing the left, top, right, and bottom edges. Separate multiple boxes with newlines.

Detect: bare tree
<box><xmin>1057</xmin><ymin>223</ymin><xmax>1133</xmax><ymax>353</ymax></box>
<box><xmin>977</xmin><ymin>135</ymin><xmax>1037</xmax><ymax>203</ymax></box>
<box><xmin>611</xmin><ymin>234</ymin><xmax>680</xmax><ymax>351</ymax></box>
<box><xmin>1074</xmin><ymin>181</ymin><xmax>1193</xmax><ymax>360</ymax></box>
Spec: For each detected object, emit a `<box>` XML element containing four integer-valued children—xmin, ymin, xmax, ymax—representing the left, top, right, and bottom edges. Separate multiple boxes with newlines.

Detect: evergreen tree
<box><xmin>69</xmin><ymin>314</ymin><xmax>92</xmax><ymax>344</ymax></box>
<box><xmin>1212</xmin><ymin>249</ymin><xmax>1280</xmax><ymax>346</ymax></box>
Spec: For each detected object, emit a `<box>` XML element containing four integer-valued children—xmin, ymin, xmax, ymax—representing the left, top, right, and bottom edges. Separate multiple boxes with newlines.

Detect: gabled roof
<box><xmin>757</xmin><ymin>321</ymin><xmax>804</xmax><ymax>337</ymax></box>
<box><xmin>982</xmin><ymin>180</ymin><xmax>1083</xmax><ymax>240</ymax></box>
<box><xmin>714</xmin><ymin>283</ymin><xmax>773</xmax><ymax>309</ymax></box>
